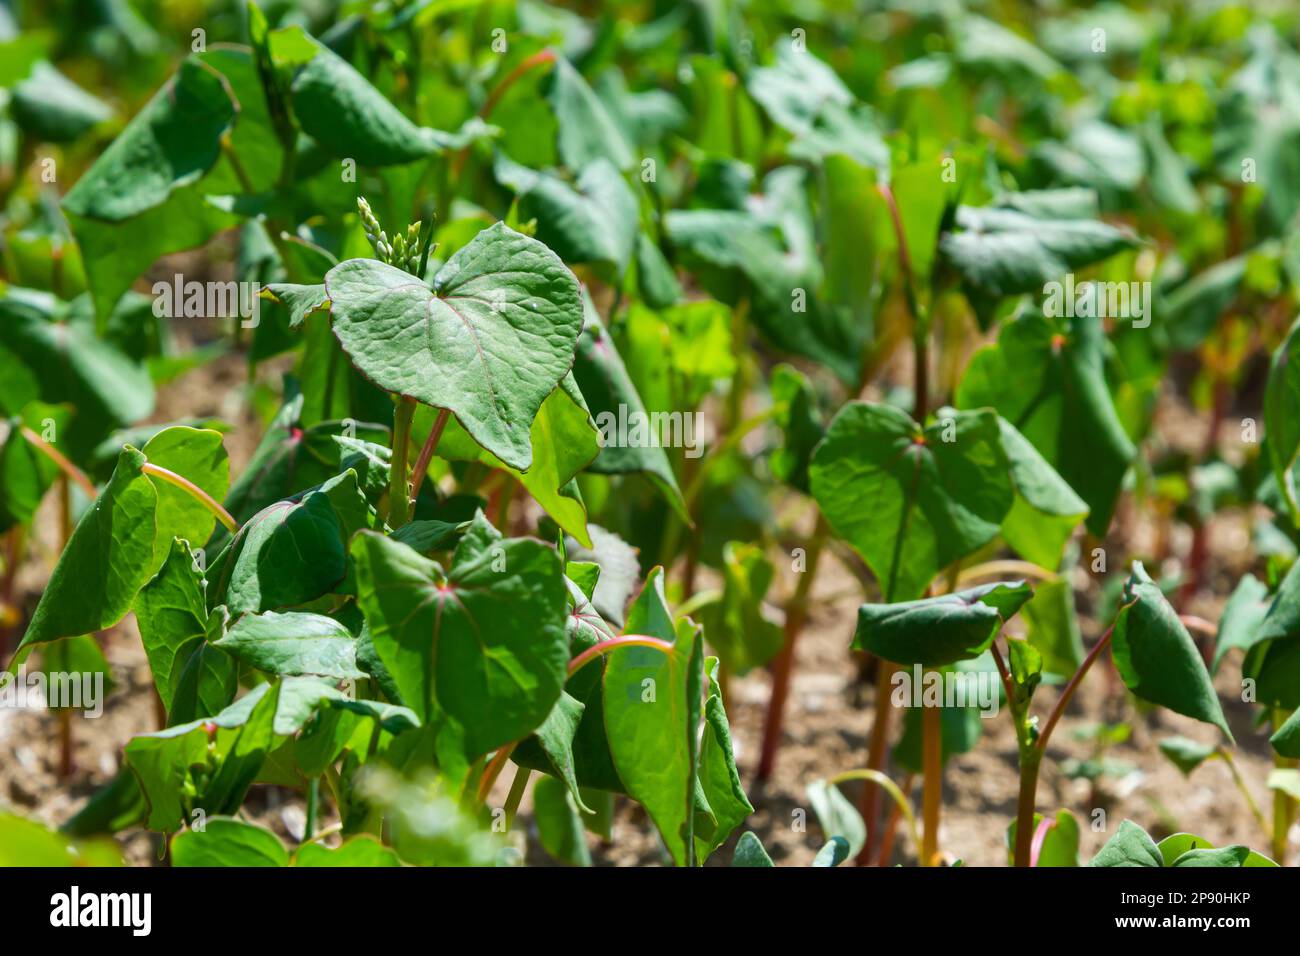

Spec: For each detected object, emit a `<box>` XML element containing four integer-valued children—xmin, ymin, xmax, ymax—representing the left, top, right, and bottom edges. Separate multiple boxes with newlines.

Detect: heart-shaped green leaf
<box><xmin>325</xmin><ymin>222</ymin><xmax>583</xmax><ymax>471</ymax></box>
<box><xmin>351</xmin><ymin>514</ymin><xmax>569</xmax><ymax>760</ymax></box>
<box><xmin>208</xmin><ymin>470</ymin><xmax>367</xmax><ymax>615</ymax></box>
<box><xmin>810</xmin><ymin>402</ymin><xmax>1013</xmax><ymax>601</ymax></box>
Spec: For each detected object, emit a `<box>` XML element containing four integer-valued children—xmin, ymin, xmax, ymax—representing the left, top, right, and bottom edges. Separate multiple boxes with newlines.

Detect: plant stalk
<box><xmin>1219</xmin><ymin>749</ymin><xmax>1270</xmax><ymax>841</ymax></box>
<box><xmin>140</xmin><ymin>463</ymin><xmax>239</xmax><ymax>533</ymax></box>
<box><xmin>409</xmin><ymin>407</ymin><xmax>450</xmax><ymax>505</ymax></box>
<box><xmin>387</xmin><ymin>397</ymin><xmax>417</xmax><ymax>528</ymax></box>
<box><xmin>19</xmin><ymin>426</ymin><xmax>96</xmax><ymax>500</ymax></box>
<box><xmin>304</xmin><ymin>776</ymin><xmax>320</xmax><ymax>843</ymax></box>
<box><xmin>757</xmin><ymin>513</ymin><xmax>828</xmax><ymax>782</ymax></box>
<box><xmin>503</xmin><ymin>766</ymin><xmax>531</xmax><ymax>831</ymax></box>
<box><xmin>857</xmin><ymin>661</ymin><xmax>897</xmax><ymax>864</ymax></box>
<box><xmin>920</xmin><ymin>697</ymin><xmax>942</xmax><ymax>865</ymax></box>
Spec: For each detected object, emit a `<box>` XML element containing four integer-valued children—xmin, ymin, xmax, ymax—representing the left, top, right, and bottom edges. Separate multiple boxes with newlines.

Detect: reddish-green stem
<box><xmin>452</xmin><ymin>50</ymin><xmax>556</xmax><ymax>176</ymax></box>
<box><xmin>568</xmin><ymin>635</ymin><xmax>675</xmax><ymax>676</ymax></box>
<box><xmin>857</xmin><ymin>662</ymin><xmax>897</xmax><ymax>864</ymax></box>
<box><xmin>1037</xmin><ymin>622</ymin><xmax>1117</xmax><ymax>756</ymax></box>
<box><xmin>409</xmin><ymin>407</ymin><xmax>450</xmax><ymax>506</ymax></box>
<box><xmin>920</xmin><ymin>698</ymin><xmax>942</xmax><ymax>866</ymax></box>
<box><xmin>758</xmin><ymin>513</ymin><xmax>828</xmax><ymax>781</ymax></box>
<box><xmin>19</xmin><ymin>426</ymin><xmax>96</xmax><ymax>500</ymax></box>
<box><xmin>140</xmin><ymin>463</ymin><xmax>239</xmax><ymax>533</ymax></box>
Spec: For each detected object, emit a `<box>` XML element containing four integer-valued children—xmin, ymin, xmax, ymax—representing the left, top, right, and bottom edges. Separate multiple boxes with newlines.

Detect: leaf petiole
<box><xmin>140</xmin><ymin>462</ymin><xmax>239</xmax><ymax>533</ymax></box>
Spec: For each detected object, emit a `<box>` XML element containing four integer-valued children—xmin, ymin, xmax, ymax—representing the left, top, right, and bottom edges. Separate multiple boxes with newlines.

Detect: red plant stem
<box><xmin>874</xmin><ymin>772</ymin><xmax>914</xmax><ymax>866</ymax></box>
<box><xmin>409</xmin><ymin>408</ymin><xmax>450</xmax><ymax>504</ymax></box>
<box><xmin>452</xmin><ymin>50</ymin><xmax>556</xmax><ymax>176</ymax></box>
<box><xmin>757</xmin><ymin>515</ymin><xmax>828</xmax><ymax>782</ymax></box>
<box><xmin>857</xmin><ymin>662</ymin><xmax>897</xmax><ymax>864</ymax></box>
<box><xmin>18</xmin><ymin>426</ymin><xmax>96</xmax><ymax>500</ymax></box>
<box><xmin>140</xmin><ymin>463</ymin><xmax>239</xmax><ymax>533</ymax></box>
<box><xmin>567</xmin><ymin>635</ymin><xmax>675</xmax><ymax>677</ymax></box>
<box><xmin>477</xmin><ymin>741</ymin><xmax>517</xmax><ymax>803</ymax></box>
<box><xmin>920</xmin><ymin>700</ymin><xmax>942</xmax><ymax>866</ymax></box>
<box><xmin>479</xmin><ymin>49</ymin><xmax>556</xmax><ymax>120</ymax></box>
<box><xmin>1037</xmin><ymin>623</ymin><xmax>1117</xmax><ymax>756</ymax></box>
<box><xmin>1013</xmin><ymin>749</ymin><xmax>1043</xmax><ymax>868</ymax></box>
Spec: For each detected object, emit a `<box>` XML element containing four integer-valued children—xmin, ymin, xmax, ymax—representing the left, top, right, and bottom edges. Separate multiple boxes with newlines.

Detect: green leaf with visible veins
<box><xmin>213</xmin><ymin>611</ymin><xmax>365</xmax><ymax>680</ymax></box>
<box><xmin>731</xmin><ymin>831</ymin><xmax>775</xmax><ymax>867</ymax></box>
<box><xmin>431</xmin><ymin>373</ymin><xmax>598</xmax><ymax>547</ymax></box>
<box><xmin>268</xmin><ymin>27</ymin><xmax>447</xmax><ymax>166</ymax></box>
<box><xmin>1088</xmin><ymin>819</ymin><xmax>1165</xmax><ymax>867</ymax></box>
<box><xmin>140</xmin><ymin>426</ymin><xmax>230</xmax><ymax>560</ymax></box>
<box><xmin>810</xmin><ymin>402</ymin><xmax>1013</xmax><ymax>602</ymax></box>
<box><xmin>957</xmin><ymin>309</ymin><xmax>1135</xmax><ymax>535</ymax></box>
<box><xmin>13</xmin><ymin>447</ymin><xmax>156</xmax><ymax>656</ymax></box>
<box><xmin>171</xmin><ymin>818</ymin><xmax>289</xmax><ymax>867</ymax></box>
<box><xmin>351</xmin><ymin>514</ymin><xmax>569</xmax><ymax>761</ymax></box>
<box><xmin>325</xmin><ymin>222</ymin><xmax>583</xmax><ymax>471</ymax></box>
<box><xmin>939</xmin><ymin>198</ymin><xmax>1134</xmax><ymax>300</ymax></box>
<box><xmin>209</xmin><ymin>470</ymin><xmax>367</xmax><ymax>615</ymax></box>
<box><xmin>1112</xmin><ymin>563</ymin><xmax>1231</xmax><ymax>739</ymax></box>
<box><xmin>602</xmin><ymin>570</ymin><xmax>704</xmax><ymax>866</ymax></box>
<box><xmin>854</xmin><ymin>582</ymin><xmax>1032</xmax><ymax>667</ymax></box>
<box><xmin>135</xmin><ymin>539</ymin><xmax>235</xmax><ymax>724</ymax></box>
<box><xmin>260</xmin><ymin>284</ymin><xmax>328</xmax><ymax>329</ymax></box>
